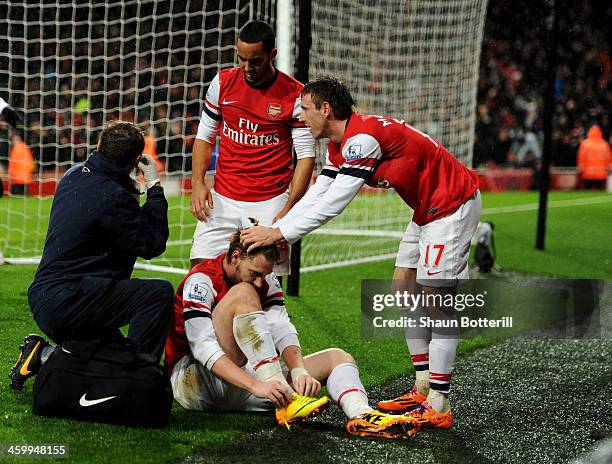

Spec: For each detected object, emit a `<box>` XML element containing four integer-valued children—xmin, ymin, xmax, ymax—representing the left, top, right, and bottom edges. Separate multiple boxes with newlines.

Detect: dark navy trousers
<box><xmin>31</xmin><ymin>276</ymin><xmax>174</xmax><ymax>362</ymax></box>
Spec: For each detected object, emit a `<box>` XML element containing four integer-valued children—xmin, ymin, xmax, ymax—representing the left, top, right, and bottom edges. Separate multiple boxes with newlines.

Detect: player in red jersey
<box><xmin>189</xmin><ymin>21</ymin><xmax>315</xmax><ymax>273</ymax></box>
<box><xmin>166</xmin><ymin>230</ymin><xmax>418</xmax><ymax>438</ymax></box>
<box><xmin>241</xmin><ymin>77</ymin><xmax>482</xmax><ymax>429</ymax></box>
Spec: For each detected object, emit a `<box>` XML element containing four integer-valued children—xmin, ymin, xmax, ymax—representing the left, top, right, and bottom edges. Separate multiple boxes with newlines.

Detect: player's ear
<box><xmin>231</xmin><ymin>249</ymin><xmax>241</xmax><ymax>265</ymax></box>
<box><xmin>269</xmin><ymin>48</ymin><xmax>277</xmax><ymax>62</ymax></box>
<box><xmin>322</xmin><ymin>101</ymin><xmax>332</xmax><ymax>118</ymax></box>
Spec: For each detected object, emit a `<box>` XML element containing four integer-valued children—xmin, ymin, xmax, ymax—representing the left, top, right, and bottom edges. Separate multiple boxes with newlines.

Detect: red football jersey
<box><xmin>326</xmin><ymin>114</ymin><xmax>479</xmax><ymax>225</ymax></box>
<box><xmin>196</xmin><ymin>67</ymin><xmax>310</xmax><ymax>201</ymax></box>
<box><xmin>164</xmin><ymin>254</ymin><xmax>284</xmax><ymax>371</ymax></box>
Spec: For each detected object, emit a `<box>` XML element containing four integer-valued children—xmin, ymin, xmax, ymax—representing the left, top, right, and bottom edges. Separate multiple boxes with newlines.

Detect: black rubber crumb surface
<box><xmin>181</xmin><ymin>338</ymin><xmax>612</xmax><ymax>464</ymax></box>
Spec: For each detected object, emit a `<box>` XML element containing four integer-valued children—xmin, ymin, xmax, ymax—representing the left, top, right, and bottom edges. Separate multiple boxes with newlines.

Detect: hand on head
<box><xmin>240</xmin><ymin>226</ymin><xmax>283</xmax><ymax>253</ymax></box>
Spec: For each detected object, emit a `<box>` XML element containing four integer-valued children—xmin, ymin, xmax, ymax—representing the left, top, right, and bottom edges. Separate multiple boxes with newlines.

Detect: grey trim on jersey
<box><xmin>203</xmin><ymin>105</ymin><xmax>221</xmax><ymax>122</ymax></box>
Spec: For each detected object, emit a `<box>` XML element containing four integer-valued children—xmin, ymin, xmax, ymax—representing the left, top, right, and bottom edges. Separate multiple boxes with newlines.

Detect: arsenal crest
<box><xmin>267</xmin><ymin>102</ymin><xmax>282</xmax><ymax>119</ymax></box>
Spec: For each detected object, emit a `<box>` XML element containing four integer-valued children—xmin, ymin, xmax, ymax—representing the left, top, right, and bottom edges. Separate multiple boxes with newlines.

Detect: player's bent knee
<box><xmin>227</xmin><ymin>282</ymin><xmax>259</xmax><ymax>300</ymax></box>
<box><xmin>152</xmin><ymin>280</ymin><xmax>175</xmax><ymax>309</ymax></box>
<box><xmin>327</xmin><ymin>347</ymin><xmax>355</xmax><ymax>366</ymax></box>
<box><xmin>138</xmin><ymin>279</ymin><xmax>175</xmax><ymax>315</ymax></box>
<box><xmin>225</xmin><ymin>283</ymin><xmax>262</xmax><ymax>315</ymax></box>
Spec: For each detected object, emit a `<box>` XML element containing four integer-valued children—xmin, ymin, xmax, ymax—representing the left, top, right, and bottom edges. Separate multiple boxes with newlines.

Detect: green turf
<box><xmin>479</xmin><ymin>192</ymin><xmax>612</xmax><ymax>279</ymax></box>
<box><xmin>0</xmin><ymin>191</ymin><xmax>610</xmax><ymax>463</ymax></box>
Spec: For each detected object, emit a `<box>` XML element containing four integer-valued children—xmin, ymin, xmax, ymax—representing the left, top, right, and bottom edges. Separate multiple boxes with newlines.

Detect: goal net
<box><xmin>0</xmin><ymin>0</ymin><xmax>487</xmax><ymax>274</ymax></box>
<box><xmin>299</xmin><ymin>0</ymin><xmax>488</xmax><ymax>270</ymax></box>
<box><xmin>0</xmin><ymin>0</ymin><xmax>275</xmax><ymax>272</ymax></box>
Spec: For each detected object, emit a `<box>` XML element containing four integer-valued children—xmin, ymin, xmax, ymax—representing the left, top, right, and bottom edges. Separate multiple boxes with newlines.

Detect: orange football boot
<box><xmin>377</xmin><ymin>386</ymin><xmax>427</xmax><ymax>414</ymax></box>
<box><xmin>407</xmin><ymin>401</ymin><xmax>453</xmax><ymax>429</ymax></box>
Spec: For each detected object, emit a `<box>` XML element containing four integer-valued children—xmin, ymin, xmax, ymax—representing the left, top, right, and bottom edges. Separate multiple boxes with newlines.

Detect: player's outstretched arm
<box><xmin>243</xmin><ymin>171</ymin><xmax>365</xmax><ymax>251</ymax></box>
<box><xmin>271</xmin><ymin>170</ymin><xmax>335</xmax><ymax>228</ymax></box>
<box><xmin>240</xmin><ymin>169</ymin><xmax>338</xmax><ymax>251</ymax></box>
<box><xmin>190</xmin><ymin>139</ymin><xmax>214</xmax><ymax>221</ymax></box>
<box><xmin>210</xmin><ymin>356</ymin><xmax>292</xmax><ymax>407</ymax></box>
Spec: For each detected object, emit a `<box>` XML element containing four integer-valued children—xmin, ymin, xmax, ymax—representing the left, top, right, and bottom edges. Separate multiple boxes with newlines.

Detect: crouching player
<box><xmin>165</xmin><ymin>230</ymin><xmax>417</xmax><ymax>438</ymax></box>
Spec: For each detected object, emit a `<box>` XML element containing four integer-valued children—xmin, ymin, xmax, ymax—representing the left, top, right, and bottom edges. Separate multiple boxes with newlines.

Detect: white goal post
<box><xmin>0</xmin><ymin>0</ymin><xmax>488</xmax><ymax>275</ymax></box>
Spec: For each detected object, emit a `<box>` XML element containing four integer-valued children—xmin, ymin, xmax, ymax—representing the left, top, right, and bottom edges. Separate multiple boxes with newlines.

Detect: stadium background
<box><xmin>0</xmin><ymin>1</ymin><xmax>611</xmax><ymax>463</ymax></box>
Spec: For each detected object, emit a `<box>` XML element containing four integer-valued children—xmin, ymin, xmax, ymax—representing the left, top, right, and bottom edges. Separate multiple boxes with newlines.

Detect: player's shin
<box><xmin>326</xmin><ymin>362</ymin><xmax>371</xmax><ymax>418</ymax></box>
<box><xmin>232</xmin><ymin>311</ymin><xmax>292</xmax><ymax>390</ymax></box>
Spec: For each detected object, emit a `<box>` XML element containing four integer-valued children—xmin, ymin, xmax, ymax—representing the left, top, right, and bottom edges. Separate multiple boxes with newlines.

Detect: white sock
<box><xmin>232</xmin><ymin>311</ymin><xmax>291</xmax><ymax>389</ymax></box>
<box><xmin>406</xmin><ymin>337</ymin><xmax>430</xmax><ymax>395</ymax></box>
<box><xmin>428</xmin><ymin>337</ymin><xmax>458</xmax><ymax>394</ymax></box>
<box><xmin>403</xmin><ymin>304</ymin><xmax>431</xmax><ymax>395</ymax></box>
<box><xmin>427</xmin><ymin>389</ymin><xmax>450</xmax><ymax>413</ymax></box>
<box><xmin>326</xmin><ymin>362</ymin><xmax>372</xmax><ymax>419</ymax></box>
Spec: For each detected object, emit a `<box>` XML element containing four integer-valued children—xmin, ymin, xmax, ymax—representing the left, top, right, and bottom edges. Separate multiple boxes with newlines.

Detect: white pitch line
<box><xmin>166</xmin><ymin>228</ymin><xmax>404</xmax><ymax>245</ymax></box>
<box><xmin>481</xmin><ymin>195</ymin><xmax>612</xmax><ymax>215</ymax></box>
<box><xmin>2</xmin><ymin>256</ymin><xmax>41</xmax><ymax>265</ymax></box>
<box><xmin>134</xmin><ymin>262</ymin><xmax>188</xmax><ymax>275</ymax></box>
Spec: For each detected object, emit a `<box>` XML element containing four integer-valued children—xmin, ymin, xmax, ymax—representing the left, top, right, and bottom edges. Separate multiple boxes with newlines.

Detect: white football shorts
<box><xmin>170</xmin><ymin>354</ymin><xmax>289</xmax><ymax>412</ymax></box>
<box><xmin>190</xmin><ymin>190</ymin><xmax>291</xmax><ymax>275</ymax></box>
<box><xmin>395</xmin><ymin>190</ymin><xmax>481</xmax><ymax>287</ymax></box>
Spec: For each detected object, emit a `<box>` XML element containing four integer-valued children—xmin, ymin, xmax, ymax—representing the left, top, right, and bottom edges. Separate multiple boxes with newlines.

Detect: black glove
<box><xmin>1</xmin><ymin>104</ymin><xmax>22</xmax><ymax>128</ymax></box>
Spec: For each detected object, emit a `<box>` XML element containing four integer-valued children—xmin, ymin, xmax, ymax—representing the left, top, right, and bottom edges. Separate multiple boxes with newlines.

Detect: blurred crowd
<box><xmin>474</xmin><ymin>0</ymin><xmax>611</xmax><ymax>169</ymax></box>
<box><xmin>0</xmin><ymin>0</ymin><xmax>245</xmax><ymax>176</ymax></box>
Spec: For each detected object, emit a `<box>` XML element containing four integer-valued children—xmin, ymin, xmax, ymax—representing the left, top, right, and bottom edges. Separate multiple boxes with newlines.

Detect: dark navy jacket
<box><xmin>28</xmin><ymin>151</ymin><xmax>169</xmax><ymax>307</ymax></box>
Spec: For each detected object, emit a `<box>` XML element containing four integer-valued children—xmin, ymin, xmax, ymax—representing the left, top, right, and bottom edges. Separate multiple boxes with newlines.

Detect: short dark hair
<box><xmin>302</xmin><ymin>77</ymin><xmax>355</xmax><ymax>120</ymax></box>
<box><xmin>226</xmin><ymin>229</ymin><xmax>280</xmax><ymax>264</ymax></box>
<box><xmin>238</xmin><ymin>21</ymin><xmax>275</xmax><ymax>52</ymax></box>
<box><xmin>98</xmin><ymin>120</ymin><xmax>144</xmax><ymax>169</ymax></box>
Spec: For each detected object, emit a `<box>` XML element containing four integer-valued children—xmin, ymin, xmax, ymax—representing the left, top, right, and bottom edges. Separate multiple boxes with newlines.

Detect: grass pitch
<box><xmin>0</xmin><ymin>191</ymin><xmax>610</xmax><ymax>463</ymax></box>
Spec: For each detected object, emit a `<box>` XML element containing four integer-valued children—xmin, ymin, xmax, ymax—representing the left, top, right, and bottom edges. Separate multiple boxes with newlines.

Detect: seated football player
<box><xmin>164</xmin><ymin>230</ymin><xmax>418</xmax><ymax>438</ymax></box>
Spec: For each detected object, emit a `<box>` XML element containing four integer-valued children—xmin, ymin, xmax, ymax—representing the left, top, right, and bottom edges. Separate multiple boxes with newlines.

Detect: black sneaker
<box><xmin>9</xmin><ymin>334</ymin><xmax>49</xmax><ymax>390</ymax></box>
